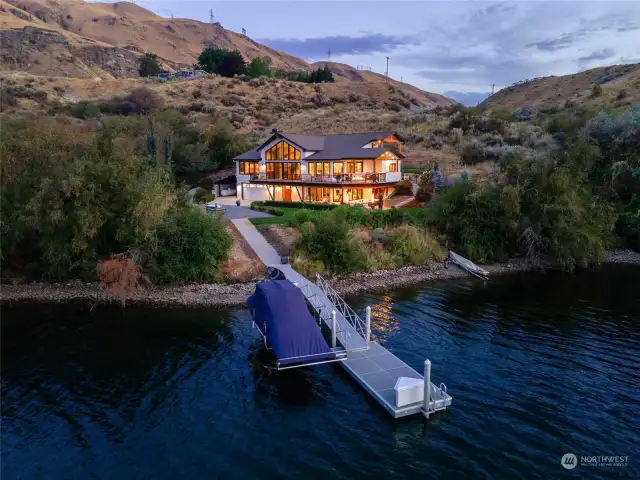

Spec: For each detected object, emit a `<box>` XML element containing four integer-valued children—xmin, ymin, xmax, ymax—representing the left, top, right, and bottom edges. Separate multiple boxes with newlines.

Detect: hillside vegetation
<box><xmin>484</xmin><ymin>63</ymin><xmax>640</xmax><ymax>112</ymax></box>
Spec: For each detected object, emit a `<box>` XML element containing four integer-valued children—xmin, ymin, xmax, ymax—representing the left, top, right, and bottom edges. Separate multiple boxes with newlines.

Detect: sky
<box><xmin>138</xmin><ymin>1</ymin><xmax>640</xmax><ymax>105</ymax></box>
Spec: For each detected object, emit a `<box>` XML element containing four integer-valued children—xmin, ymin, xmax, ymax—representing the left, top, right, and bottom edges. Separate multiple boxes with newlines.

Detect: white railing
<box><xmin>315</xmin><ymin>273</ymin><xmax>369</xmax><ymax>344</ymax></box>
<box><xmin>299</xmin><ymin>281</ymin><xmax>349</xmax><ymax>348</ymax></box>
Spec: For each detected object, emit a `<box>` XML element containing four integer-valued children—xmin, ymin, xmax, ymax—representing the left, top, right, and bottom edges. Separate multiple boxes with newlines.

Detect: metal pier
<box><xmin>268</xmin><ymin>264</ymin><xmax>453</xmax><ymax>419</ymax></box>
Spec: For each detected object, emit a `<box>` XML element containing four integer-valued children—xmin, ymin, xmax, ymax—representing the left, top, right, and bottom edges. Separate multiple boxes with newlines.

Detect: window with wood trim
<box><xmin>388</xmin><ymin>162</ymin><xmax>398</xmax><ymax>172</ymax></box>
<box><xmin>308</xmin><ymin>162</ymin><xmax>331</xmax><ymax>177</ymax></box>
<box><xmin>264</xmin><ymin>141</ymin><xmax>301</xmax><ymax>161</ymax></box>
<box><xmin>239</xmin><ymin>161</ymin><xmax>260</xmax><ymax>175</ymax></box>
<box><xmin>345</xmin><ymin>160</ymin><xmax>363</xmax><ymax>174</ymax></box>
<box><xmin>346</xmin><ymin>188</ymin><xmax>364</xmax><ymax>200</ymax></box>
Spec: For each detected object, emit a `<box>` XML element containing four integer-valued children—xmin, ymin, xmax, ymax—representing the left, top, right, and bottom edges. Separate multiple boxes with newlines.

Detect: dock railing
<box><xmin>316</xmin><ymin>273</ymin><xmax>370</xmax><ymax>349</ymax></box>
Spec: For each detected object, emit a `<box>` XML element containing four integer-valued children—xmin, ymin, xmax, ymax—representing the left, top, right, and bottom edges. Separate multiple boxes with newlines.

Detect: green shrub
<box><xmin>260</xmin><ymin>200</ymin><xmax>338</xmax><ymax>210</ymax></box>
<box><xmin>388</xmin><ymin>225</ymin><xmax>446</xmax><ymax>265</ymax></box>
<box><xmin>591</xmin><ymin>84</ymin><xmax>602</xmax><ymax>97</ymax></box>
<box><xmin>286</xmin><ymin>208</ymin><xmax>317</xmax><ymax>226</ymax></box>
<box><xmin>298</xmin><ymin>216</ymin><xmax>366</xmax><ymax>274</ymax></box>
<box><xmin>153</xmin><ymin>206</ymin><xmax>232</xmax><ymax>283</ymax></box>
<box><xmin>193</xmin><ymin>187</ymin><xmax>209</xmax><ymax>203</ymax></box>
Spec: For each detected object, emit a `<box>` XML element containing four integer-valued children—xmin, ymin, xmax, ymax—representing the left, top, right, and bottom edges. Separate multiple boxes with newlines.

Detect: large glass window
<box><xmin>239</xmin><ymin>161</ymin><xmax>259</xmax><ymax>175</ymax></box>
<box><xmin>388</xmin><ymin>162</ymin><xmax>398</xmax><ymax>172</ymax></box>
<box><xmin>265</xmin><ymin>162</ymin><xmax>300</xmax><ymax>180</ymax></box>
<box><xmin>265</xmin><ymin>141</ymin><xmax>301</xmax><ymax>161</ymax></box>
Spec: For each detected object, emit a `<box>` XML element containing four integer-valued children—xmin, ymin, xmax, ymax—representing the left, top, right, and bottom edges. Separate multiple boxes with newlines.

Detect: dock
<box><xmin>232</xmin><ymin>218</ymin><xmax>453</xmax><ymax>419</ymax></box>
<box><xmin>269</xmin><ymin>264</ymin><xmax>452</xmax><ymax>418</ymax></box>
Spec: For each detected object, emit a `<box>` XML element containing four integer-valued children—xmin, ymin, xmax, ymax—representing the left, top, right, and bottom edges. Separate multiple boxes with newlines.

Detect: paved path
<box><xmin>223</xmin><ymin>205</ymin><xmax>272</xmax><ymax>220</ymax></box>
<box><xmin>230</xmin><ymin>218</ymin><xmax>281</xmax><ymax>265</ymax></box>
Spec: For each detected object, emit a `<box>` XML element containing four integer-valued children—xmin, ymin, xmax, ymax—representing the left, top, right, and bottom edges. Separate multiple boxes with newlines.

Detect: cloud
<box><xmin>525</xmin><ymin>30</ymin><xmax>593</xmax><ymax>52</ymax></box>
<box><xmin>259</xmin><ymin>34</ymin><xmax>419</xmax><ymax>60</ymax></box>
<box><xmin>443</xmin><ymin>91</ymin><xmax>491</xmax><ymax>106</ymax></box>
<box><xmin>578</xmin><ymin>48</ymin><xmax>616</xmax><ymax>67</ymax></box>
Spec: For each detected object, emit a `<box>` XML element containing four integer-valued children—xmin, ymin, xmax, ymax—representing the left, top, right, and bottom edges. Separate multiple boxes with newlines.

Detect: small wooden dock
<box><xmin>269</xmin><ymin>264</ymin><xmax>452</xmax><ymax>419</ymax></box>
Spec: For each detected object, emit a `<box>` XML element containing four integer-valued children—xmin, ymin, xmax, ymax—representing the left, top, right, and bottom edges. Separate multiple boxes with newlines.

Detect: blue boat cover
<box><xmin>248</xmin><ymin>280</ymin><xmax>335</xmax><ymax>366</ymax></box>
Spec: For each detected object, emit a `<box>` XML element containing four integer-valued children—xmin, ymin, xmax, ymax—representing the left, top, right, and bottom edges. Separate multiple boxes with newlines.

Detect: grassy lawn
<box><xmin>249</xmin><ymin>207</ymin><xmax>303</xmax><ymax>225</ymax></box>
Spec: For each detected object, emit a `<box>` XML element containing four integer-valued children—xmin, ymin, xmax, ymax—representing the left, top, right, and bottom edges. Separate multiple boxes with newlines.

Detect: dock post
<box><xmin>331</xmin><ymin>310</ymin><xmax>337</xmax><ymax>348</ymax></box>
<box><xmin>365</xmin><ymin>306</ymin><xmax>371</xmax><ymax>345</ymax></box>
<box><xmin>423</xmin><ymin>359</ymin><xmax>431</xmax><ymax>419</ymax></box>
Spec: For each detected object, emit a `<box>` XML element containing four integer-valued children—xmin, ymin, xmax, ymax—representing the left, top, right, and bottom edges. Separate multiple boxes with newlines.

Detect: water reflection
<box><xmin>368</xmin><ymin>295</ymin><xmax>399</xmax><ymax>343</ymax></box>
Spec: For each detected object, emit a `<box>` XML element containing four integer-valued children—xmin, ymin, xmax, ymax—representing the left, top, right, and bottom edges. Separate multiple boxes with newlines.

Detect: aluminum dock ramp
<box><xmin>267</xmin><ymin>264</ymin><xmax>453</xmax><ymax>419</ymax></box>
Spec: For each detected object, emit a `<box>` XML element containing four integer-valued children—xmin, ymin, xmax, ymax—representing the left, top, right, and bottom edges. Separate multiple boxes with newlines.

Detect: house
<box><xmin>234</xmin><ymin>129</ymin><xmax>404</xmax><ymax>204</ymax></box>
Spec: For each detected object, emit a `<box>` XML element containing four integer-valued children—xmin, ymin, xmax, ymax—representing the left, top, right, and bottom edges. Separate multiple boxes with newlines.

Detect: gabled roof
<box><xmin>234</xmin><ymin>131</ymin><xmax>403</xmax><ymax>161</ymax></box>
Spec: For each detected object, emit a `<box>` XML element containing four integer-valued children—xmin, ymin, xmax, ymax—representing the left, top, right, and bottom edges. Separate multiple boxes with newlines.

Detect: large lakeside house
<box><xmin>234</xmin><ymin>129</ymin><xmax>404</xmax><ymax>204</ymax></box>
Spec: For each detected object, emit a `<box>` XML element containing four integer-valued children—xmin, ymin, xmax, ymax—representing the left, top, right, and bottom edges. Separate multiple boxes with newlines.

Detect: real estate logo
<box><xmin>561</xmin><ymin>453</ymin><xmax>629</xmax><ymax>470</ymax></box>
<box><xmin>561</xmin><ymin>453</ymin><xmax>578</xmax><ymax>470</ymax></box>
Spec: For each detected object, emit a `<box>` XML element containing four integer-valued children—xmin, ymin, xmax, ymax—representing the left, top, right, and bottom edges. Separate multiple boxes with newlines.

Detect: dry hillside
<box><xmin>484</xmin><ymin>63</ymin><xmax>640</xmax><ymax>112</ymax></box>
<box><xmin>0</xmin><ymin>0</ymin><xmax>453</xmax><ymax>106</ymax></box>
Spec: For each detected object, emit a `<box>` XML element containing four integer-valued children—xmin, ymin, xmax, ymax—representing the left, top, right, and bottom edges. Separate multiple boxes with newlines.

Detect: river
<box><xmin>1</xmin><ymin>266</ymin><xmax>638</xmax><ymax>479</ymax></box>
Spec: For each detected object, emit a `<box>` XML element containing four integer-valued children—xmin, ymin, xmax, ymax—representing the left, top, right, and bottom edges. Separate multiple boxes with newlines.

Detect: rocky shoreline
<box><xmin>2</xmin><ymin>250</ymin><xmax>639</xmax><ymax>308</ymax></box>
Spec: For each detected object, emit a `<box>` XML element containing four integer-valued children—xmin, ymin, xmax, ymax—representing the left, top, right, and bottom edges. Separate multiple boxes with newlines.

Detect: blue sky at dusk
<box><xmin>138</xmin><ymin>1</ymin><xmax>640</xmax><ymax>105</ymax></box>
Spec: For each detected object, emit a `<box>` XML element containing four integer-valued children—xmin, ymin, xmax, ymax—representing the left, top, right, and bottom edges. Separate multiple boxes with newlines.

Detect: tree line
<box><xmin>138</xmin><ymin>49</ymin><xmax>334</xmax><ymax>83</ymax></box>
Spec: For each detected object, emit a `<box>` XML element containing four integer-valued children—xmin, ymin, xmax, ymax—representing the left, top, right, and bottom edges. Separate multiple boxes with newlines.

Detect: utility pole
<box><xmin>490</xmin><ymin>83</ymin><xmax>495</xmax><ymax>95</ymax></box>
<box><xmin>328</xmin><ymin>48</ymin><xmax>331</xmax><ymax>62</ymax></box>
<box><xmin>385</xmin><ymin>56</ymin><xmax>389</xmax><ymax>81</ymax></box>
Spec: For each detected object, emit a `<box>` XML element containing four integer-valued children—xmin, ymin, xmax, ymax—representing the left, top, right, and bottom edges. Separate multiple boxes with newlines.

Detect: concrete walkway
<box><xmin>230</xmin><ymin>218</ymin><xmax>281</xmax><ymax>265</ymax></box>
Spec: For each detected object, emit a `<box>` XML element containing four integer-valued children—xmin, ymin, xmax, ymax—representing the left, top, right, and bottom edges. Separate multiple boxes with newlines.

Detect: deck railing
<box><xmin>251</xmin><ymin>173</ymin><xmax>388</xmax><ymax>183</ymax></box>
<box><xmin>316</xmin><ymin>273</ymin><xmax>369</xmax><ymax>346</ymax></box>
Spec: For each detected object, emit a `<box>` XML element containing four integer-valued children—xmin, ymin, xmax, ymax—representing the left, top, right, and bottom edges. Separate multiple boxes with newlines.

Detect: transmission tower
<box><xmin>385</xmin><ymin>56</ymin><xmax>389</xmax><ymax>81</ymax></box>
<box><xmin>204</xmin><ymin>8</ymin><xmax>215</xmax><ymax>48</ymax></box>
<box><xmin>328</xmin><ymin>48</ymin><xmax>331</xmax><ymax>62</ymax></box>
<box><xmin>490</xmin><ymin>83</ymin><xmax>495</xmax><ymax>95</ymax></box>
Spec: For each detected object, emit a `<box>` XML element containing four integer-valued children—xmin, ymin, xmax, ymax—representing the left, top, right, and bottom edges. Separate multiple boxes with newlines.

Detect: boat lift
<box><xmin>248</xmin><ymin>266</ymin><xmax>453</xmax><ymax>420</ymax></box>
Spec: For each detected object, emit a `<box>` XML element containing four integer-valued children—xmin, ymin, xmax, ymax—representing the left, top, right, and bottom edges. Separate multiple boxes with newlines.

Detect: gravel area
<box><xmin>2</xmin><ymin>250</ymin><xmax>639</xmax><ymax>308</ymax></box>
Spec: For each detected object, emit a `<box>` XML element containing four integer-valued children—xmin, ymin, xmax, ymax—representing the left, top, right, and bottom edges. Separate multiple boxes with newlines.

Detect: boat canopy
<box><xmin>248</xmin><ymin>280</ymin><xmax>336</xmax><ymax>368</ymax></box>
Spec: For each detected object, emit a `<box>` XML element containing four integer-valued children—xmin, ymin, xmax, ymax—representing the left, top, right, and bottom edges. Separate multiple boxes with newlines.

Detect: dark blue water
<box><xmin>2</xmin><ymin>266</ymin><xmax>639</xmax><ymax>479</ymax></box>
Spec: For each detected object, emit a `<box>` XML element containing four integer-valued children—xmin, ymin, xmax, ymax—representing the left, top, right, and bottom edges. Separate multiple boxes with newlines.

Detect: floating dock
<box><xmin>267</xmin><ymin>264</ymin><xmax>453</xmax><ymax>419</ymax></box>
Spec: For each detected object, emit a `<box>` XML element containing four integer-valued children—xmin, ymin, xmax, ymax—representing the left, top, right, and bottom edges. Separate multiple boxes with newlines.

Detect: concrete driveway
<box><xmin>221</xmin><ymin>205</ymin><xmax>272</xmax><ymax>220</ymax></box>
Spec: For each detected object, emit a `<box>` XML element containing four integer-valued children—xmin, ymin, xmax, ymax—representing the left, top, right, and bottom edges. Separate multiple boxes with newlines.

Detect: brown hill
<box><xmin>1</xmin><ymin>0</ymin><xmax>308</xmax><ymax>70</ymax></box>
<box><xmin>483</xmin><ymin>63</ymin><xmax>640</xmax><ymax>112</ymax></box>
<box><xmin>312</xmin><ymin>62</ymin><xmax>452</xmax><ymax>108</ymax></box>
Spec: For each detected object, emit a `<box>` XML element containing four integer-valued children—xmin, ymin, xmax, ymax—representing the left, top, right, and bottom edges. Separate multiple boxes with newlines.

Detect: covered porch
<box><xmin>240</xmin><ymin>183</ymin><xmax>393</xmax><ymax>207</ymax></box>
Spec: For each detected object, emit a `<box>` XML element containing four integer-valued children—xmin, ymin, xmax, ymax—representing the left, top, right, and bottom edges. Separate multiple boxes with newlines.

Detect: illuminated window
<box><xmin>388</xmin><ymin>162</ymin><xmax>397</xmax><ymax>172</ymax></box>
<box><xmin>265</xmin><ymin>141</ymin><xmax>300</xmax><ymax>161</ymax></box>
<box><xmin>346</xmin><ymin>160</ymin><xmax>363</xmax><ymax>174</ymax></box>
<box><xmin>239</xmin><ymin>162</ymin><xmax>259</xmax><ymax>175</ymax></box>
<box><xmin>346</xmin><ymin>188</ymin><xmax>364</xmax><ymax>200</ymax></box>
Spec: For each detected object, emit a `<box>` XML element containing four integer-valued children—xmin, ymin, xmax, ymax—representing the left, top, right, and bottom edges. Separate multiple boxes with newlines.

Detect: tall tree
<box><xmin>198</xmin><ymin>48</ymin><xmax>230</xmax><ymax>74</ymax></box>
<box><xmin>138</xmin><ymin>53</ymin><xmax>161</xmax><ymax>77</ymax></box>
<box><xmin>217</xmin><ymin>50</ymin><xmax>246</xmax><ymax>77</ymax></box>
